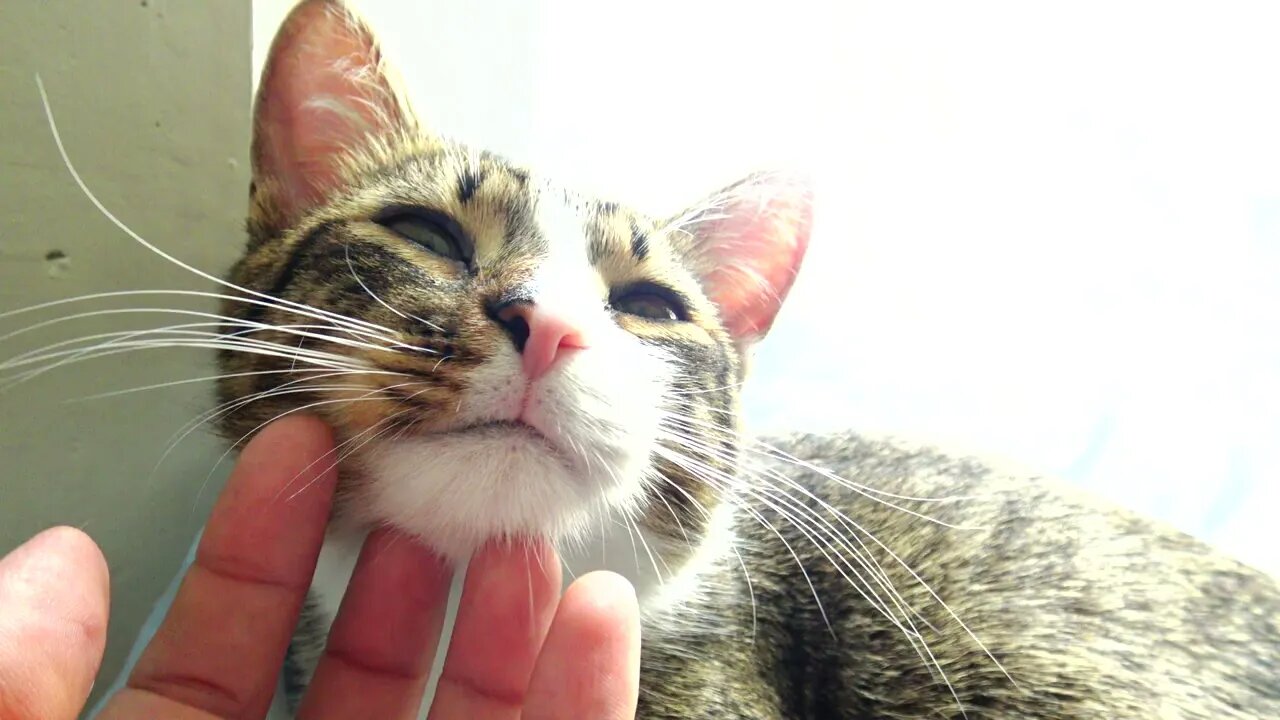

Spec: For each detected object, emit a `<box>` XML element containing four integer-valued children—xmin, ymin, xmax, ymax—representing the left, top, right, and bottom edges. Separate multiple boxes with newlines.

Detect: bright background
<box><xmin>257</xmin><ymin>0</ymin><xmax>1280</xmax><ymax>574</ymax></box>
<box><xmin>1</xmin><ymin>1</ymin><xmax>1275</xmax><ymax>712</ymax></box>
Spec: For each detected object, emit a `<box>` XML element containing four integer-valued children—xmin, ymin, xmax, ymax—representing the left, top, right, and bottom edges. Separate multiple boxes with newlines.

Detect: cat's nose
<box><xmin>492</xmin><ymin>301</ymin><xmax>588</xmax><ymax>379</ymax></box>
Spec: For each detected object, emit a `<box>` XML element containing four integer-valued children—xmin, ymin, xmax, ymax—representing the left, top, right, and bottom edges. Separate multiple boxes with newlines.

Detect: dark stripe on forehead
<box><xmin>272</xmin><ymin>222</ymin><xmax>338</xmax><ymax>297</ymax></box>
<box><xmin>503</xmin><ymin>194</ymin><xmax>539</xmax><ymax>249</ymax></box>
<box><xmin>629</xmin><ymin>218</ymin><xmax>650</xmax><ymax>260</ymax></box>
<box><xmin>587</xmin><ymin>233</ymin><xmax>608</xmax><ymax>266</ymax></box>
<box><xmin>597</xmin><ymin>201</ymin><xmax>619</xmax><ymax>216</ymax></box>
<box><xmin>242</xmin><ymin>221</ymin><xmax>337</xmax><ymax>326</ymax></box>
<box><xmin>457</xmin><ymin>167</ymin><xmax>486</xmax><ymax>203</ymax></box>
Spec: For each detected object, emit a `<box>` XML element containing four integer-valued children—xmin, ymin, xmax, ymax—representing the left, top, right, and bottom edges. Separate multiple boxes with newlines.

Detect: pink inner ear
<box><xmin>699</xmin><ymin>180</ymin><xmax>814</xmax><ymax>341</ymax></box>
<box><xmin>253</xmin><ymin>0</ymin><xmax>409</xmax><ymax>225</ymax></box>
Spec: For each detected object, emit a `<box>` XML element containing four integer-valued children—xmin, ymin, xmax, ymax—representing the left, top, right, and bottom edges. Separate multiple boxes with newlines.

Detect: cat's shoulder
<box><xmin>755</xmin><ymin>427</ymin><xmax>1068</xmax><ymax>503</ymax></box>
<box><xmin>754</xmin><ymin>428</ymin><xmax>1277</xmax><ymax>583</ymax></box>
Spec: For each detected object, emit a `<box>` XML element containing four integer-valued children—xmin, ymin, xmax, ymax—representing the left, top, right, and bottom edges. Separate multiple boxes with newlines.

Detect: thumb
<box><xmin>0</xmin><ymin>527</ymin><xmax>110</xmax><ymax>720</ymax></box>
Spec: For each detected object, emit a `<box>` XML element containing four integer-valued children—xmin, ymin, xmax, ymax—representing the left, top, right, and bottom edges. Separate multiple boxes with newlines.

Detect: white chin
<box><xmin>354</xmin><ymin>428</ymin><xmax>624</xmax><ymax>564</ymax></box>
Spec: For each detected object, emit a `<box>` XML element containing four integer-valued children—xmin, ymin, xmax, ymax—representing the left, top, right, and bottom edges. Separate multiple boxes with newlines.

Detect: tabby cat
<box><xmin>218</xmin><ymin>1</ymin><xmax>1280</xmax><ymax>717</ymax></box>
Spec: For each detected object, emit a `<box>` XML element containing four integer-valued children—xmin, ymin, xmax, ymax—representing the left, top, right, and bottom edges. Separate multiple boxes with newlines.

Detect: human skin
<box><xmin>0</xmin><ymin>415</ymin><xmax>639</xmax><ymax>720</ymax></box>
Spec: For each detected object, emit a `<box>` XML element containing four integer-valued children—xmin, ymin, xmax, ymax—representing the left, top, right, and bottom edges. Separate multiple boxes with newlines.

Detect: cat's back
<box><xmin>638</xmin><ymin>430</ymin><xmax>1280</xmax><ymax>719</ymax></box>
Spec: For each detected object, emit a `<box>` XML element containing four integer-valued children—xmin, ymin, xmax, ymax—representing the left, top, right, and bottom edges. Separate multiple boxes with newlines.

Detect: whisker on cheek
<box><xmin>35</xmin><ymin>75</ymin><xmax>407</xmax><ymax>341</ymax></box>
<box><xmin>344</xmin><ymin>242</ymin><xmax>445</xmax><ymax>333</ymax></box>
<box><xmin>65</xmin><ymin>366</ymin><xmax>396</xmax><ymax>404</ymax></box>
<box><xmin>156</xmin><ymin>367</ymin><xmax>410</xmax><ymax>473</ymax></box>
<box><xmin>194</xmin><ymin>380</ymin><xmax>433</xmax><ymax>503</ymax></box>
<box><xmin>278</xmin><ymin>382</ymin><xmax>438</xmax><ymax>503</ymax></box>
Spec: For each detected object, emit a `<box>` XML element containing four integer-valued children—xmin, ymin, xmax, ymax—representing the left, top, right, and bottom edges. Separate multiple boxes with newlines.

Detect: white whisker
<box><xmin>1</xmin><ymin>335</ymin><xmax>360</xmax><ymax>391</ymax></box>
<box><xmin>194</xmin><ymin>381</ymin><xmax>425</xmax><ymax>506</ymax></box>
<box><xmin>653</xmin><ymin>444</ymin><xmax>835</xmax><ymax>637</ymax></box>
<box><xmin>34</xmin><ymin>75</ymin><xmax>418</xmax><ymax>342</ymax></box>
<box><xmin>153</xmin><ymin>370</ymin><xmax>385</xmax><ymax>476</ymax></box>
<box><xmin>280</xmin><ymin>382</ymin><xmax>437</xmax><ymax>502</ymax></box>
<box><xmin>66</xmin><ymin>367</ymin><xmax>386</xmax><ymax>403</ymax></box>
<box><xmin>1</xmin><ymin>320</ymin><xmax>386</xmax><ymax>374</ymax></box>
<box><xmin>661</xmin><ymin>409</ymin><xmax>984</xmax><ymax>521</ymax></box>
<box><xmin>344</xmin><ymin>243</ymin><xmax>444</xmax><ymax>332</ymax></box>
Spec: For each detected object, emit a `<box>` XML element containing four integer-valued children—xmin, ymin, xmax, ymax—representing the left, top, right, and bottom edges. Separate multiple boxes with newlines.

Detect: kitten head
<box><xmin>218</xmin><ymin>0</ymin><xmax>812</xmax><ymax>564</ymax></box>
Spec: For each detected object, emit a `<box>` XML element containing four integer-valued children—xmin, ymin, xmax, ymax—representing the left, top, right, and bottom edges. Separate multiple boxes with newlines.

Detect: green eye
<box><xmin>376</xmin><ymin>208</ymin><xmax>473</xmax><ymax>264</ymax></box>
<box><xmin>611</xmin><ymin>284</ymin><xmax>689</xmax><ymax>322</ymax></box>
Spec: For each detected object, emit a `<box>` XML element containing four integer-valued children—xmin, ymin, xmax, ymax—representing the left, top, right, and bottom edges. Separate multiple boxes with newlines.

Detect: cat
<box><xmin>214</xmin><ymin>1</ymin><xmax>1280</xmax><ymax>717</ymax></box>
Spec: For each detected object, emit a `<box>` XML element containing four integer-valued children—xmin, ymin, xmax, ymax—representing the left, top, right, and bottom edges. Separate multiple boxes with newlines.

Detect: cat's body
<box><xmin>636</xmin><ymin>432</ymin><xmax>1279</xmax><ymax>718</ymax></box>
<box><xmin>283</xmin><ymin>431</ymin><xmax>1280</xmax><ymax>718</ymax></box>
<box><xmin>220</xmin><ymin>2</ymin><xmax>1280</xmax><ymax>717</ymax></box>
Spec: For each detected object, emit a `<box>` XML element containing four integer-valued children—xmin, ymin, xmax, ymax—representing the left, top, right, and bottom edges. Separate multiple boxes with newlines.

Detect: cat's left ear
<box><xmin>675</xmin><ymin>172</ymin><xmax>814</xmax><ymax>344</ymax></box>
<box><xmin>251</xmin><ymin>0</ymin><xmax>417</xmax><ymax>235</ymax></box>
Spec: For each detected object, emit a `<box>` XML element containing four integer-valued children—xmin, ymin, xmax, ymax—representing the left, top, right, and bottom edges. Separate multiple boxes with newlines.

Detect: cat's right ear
<box><xmin>672</xmin><ymin>172</ymin><xmax>814</xmax><ymax>346</ymax></box>
<box><xmin>251</xmin><ymin>0</ymin><xmax>416</xmax><ymax>235</ymax></box>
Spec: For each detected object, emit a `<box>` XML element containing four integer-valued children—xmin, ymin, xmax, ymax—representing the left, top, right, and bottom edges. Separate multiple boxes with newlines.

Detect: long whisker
<box><xmin>659</xmin><ymin>426</ymin><xmax>947</xmax><ymax>640</ymax></box>
<box><xmin>194</xmin><ymin>381</ymin><xmax>427</xmax><ymax>506</ymax></box>
<box><xmin>278</xmin><ymin>382</ymin><xmax>439</xmax><ymax>503</ymax></box>
<box><xmin>34</xmin><ymin>75</ymin><xmax>410</xmax><ymax>340</ymax></box>
<box><xmin>654</xmin><ymin>444</ymin><xmax>835</xmax><ymax>637</ymax></box>
<box><xmin>153</xmin><ymin>370</ymin><xmax>390</xmax><ymax>477</ymax></box>
<box><xmin>0</xmin><ymin>288</ymin><xmax>431</xmax><ymax>361</ymax></box>
<box><xmin>655</xmin><ymin>440</ymin><xmax>962</xmax><ymax>705</ymax></box>
<box><xmin>661</xmin><ymin>408</ymin><xmax>983</xmax><ymax>519</ymax></box>
<box><xmin>661</xmin><ymin>415</ymin><xmax>1014</xmax><ymax>682</ymax></box>
<box><xmin>68</xmin><ymin>366</ymin><xmax>404</xmax><ymax>403</ymax></box>
<box><xmin>1</xmin><ymin>319</ymin><xmax>389</xmax><ymax>373</ymax></box>
<box><xmin>644</xmin><ymin>469</ymin><xmax>760</xmax><ymax>638</ymax></box>
<box><xmin>629</xmin><ymin>511</ymin><xmax>671</xmax><ymax>583</ymax></box>
<box><xmin>743</xmin><ymin>478</ymin><xmax>939</xmax><ymax>656</ymax></box>
<box><xmin>658</xmin><ymin>433</ymin><xmax>906</xmax><ymax>618</ymax></box>
<box><xmin>279</xmin><ymin>411</ymin><xmax>401</xmax><ymax>502</ymax></box>
<box><xmin>0</xmin><ymin>302</ymin><xmax>402</xmax><ymax>348</ymax></box>
<box><xmin>344</xmin><ymin>243</ymin><xmax>445</xmax><ymax>332</ymax></box>
<box><xmin>656</xmin><ymin>417</ymin><xmax>1010</xmax><ymax>710</ymax></box>
<box><xmin>0</xmin><ymin>334</ymin><xmax>362</xmax><ymax>391</ymax></box>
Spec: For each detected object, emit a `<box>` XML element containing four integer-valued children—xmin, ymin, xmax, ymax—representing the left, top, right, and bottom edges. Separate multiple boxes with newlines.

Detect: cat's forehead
<box><xmin>345</xmin><ymin>143</ymin><xmax>690</xmax><ymax>280</ymax></box>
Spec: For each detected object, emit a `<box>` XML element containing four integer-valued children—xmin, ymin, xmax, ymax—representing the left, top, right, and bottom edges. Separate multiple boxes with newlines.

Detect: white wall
<box><xmin>256</xmin><ymin>0</ymin><xmax>1280</xmax><ymax>574</ymax></box>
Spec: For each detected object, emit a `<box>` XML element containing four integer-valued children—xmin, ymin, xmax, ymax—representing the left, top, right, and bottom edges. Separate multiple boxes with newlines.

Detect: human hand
<box><xmin>0</xmin><ymin>415</ymin><xmax>640</xmax><ymax>719</ymax></box>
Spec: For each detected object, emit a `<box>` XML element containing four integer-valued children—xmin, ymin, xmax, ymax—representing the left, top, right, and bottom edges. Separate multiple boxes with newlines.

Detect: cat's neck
<box><xmin>310</xmin><ymin>500</ymin><xmax>738</xmax><ymax>623</ymax></box>
<box><xmin>559</xmin><ymin>499</ymin><xmax>736</xmax><ymax>610</ymax></box>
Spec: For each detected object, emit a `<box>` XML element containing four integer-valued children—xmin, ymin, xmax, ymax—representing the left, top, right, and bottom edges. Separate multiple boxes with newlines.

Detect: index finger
<box><xmin>98</xmin><ymin>414</ymin><xmax>338</xmax><ymax>720</ymax></box>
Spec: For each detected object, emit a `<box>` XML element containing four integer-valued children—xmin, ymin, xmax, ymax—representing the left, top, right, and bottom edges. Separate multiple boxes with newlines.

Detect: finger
<box><xmin>427</xmin><ymin>538</ymin><xmax>561</xmax><ymax>720</ymax></box>
<box><xmin>0</xmin><ymin>527</ymin><xmax>109</xmax><ymax>720</ymax></box>
<box><xmin>297</xmin><ymin>529</ymin><xmax>452</xmax><ymax>720</ymax></box>
<box><xmin>522</xmin><ymin>571</ymin><xmax>640</xmax><ymax>720</ymax></box>
<box><xmin>99</xmin><ymin>414</ymin><xmax>337</xmax><ymax>720</ymax></box>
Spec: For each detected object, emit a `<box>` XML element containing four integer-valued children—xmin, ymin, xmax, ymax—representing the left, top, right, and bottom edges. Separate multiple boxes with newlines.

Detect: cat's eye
<box><xmin>610</xmin><ymin>284</ymin><xmax>689</xmax><ymax>322</ymax></box>
<box><xmin>374</xmin><ymin>208</ymin><xmax>473</xmax><ymax>265</ymax></box>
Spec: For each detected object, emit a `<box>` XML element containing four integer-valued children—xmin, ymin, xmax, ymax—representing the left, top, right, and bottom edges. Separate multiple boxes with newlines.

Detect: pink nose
<box><xmin>494</xmin><ymin>302</ymin><xmax>588</xmax><ymax>379</ymax></box>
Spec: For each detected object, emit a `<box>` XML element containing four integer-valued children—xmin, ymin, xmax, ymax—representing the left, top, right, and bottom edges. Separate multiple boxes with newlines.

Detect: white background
<box><xmin>256</xmin><ymin>0</ymin><xmax>1280</xmax><ymax>574</ymax></box>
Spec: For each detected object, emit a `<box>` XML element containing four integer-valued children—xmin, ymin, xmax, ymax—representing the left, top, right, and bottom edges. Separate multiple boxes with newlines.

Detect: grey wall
<box><xmin>0</xmin><ymin>1</ymin><xmax>250</xmax><ymax>712</ymax></box>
